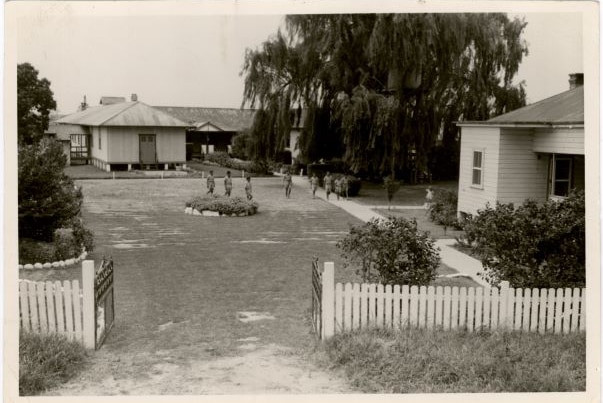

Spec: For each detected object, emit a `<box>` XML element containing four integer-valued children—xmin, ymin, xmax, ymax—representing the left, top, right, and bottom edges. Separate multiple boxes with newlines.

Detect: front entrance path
<box><xmin>44</xmin><ymin>177</ymin><xmax>362</xmax><ymax>395</ymax></box>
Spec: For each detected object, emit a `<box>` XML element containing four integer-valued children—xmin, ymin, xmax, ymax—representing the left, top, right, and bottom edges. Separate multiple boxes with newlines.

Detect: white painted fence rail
<box><xmin>19</xmin><ymin>260</ymin><xmax>96</xmax><ymax>348</ymax></box>
<box><xmin>318</xmin><ymin>262</ymin><xmax>585</xmax><ymax>339</ymax></box>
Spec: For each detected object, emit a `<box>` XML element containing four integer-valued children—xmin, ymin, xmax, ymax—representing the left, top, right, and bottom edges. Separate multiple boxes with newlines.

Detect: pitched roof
<box><xmin>460</xmin><ymin>86</ymin><xmax>584</xmax><ymax>126</ymax></box>
<box><xmin>154</xmin><ymin>107</ymin><xmax>256</xmax><ymax>131</ymax></box>
<box><xmin>56</xmin><ymin>102</ymin><xmax>188</xmax><ymax>127</ymax></box>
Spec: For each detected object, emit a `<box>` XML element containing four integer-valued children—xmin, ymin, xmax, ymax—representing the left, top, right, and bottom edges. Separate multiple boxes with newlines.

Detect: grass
<box><xmin>375</xmin><ymin>208</ymin><xmax>464</xmax><ymax>240</ymax></box>
<box><xmin>19</xmin><ymin>332</ymin><xmax>88</xmax><ymax>395</ymax></box>
<box><xmin>318</xmin><ymin>327</ymin><xmax>586</xmax><ymax>393</ymax></box>
<box><xmin>354</xmin><ymin>181</ymin><xmax>458</xmax><ymax>206</ymax></box>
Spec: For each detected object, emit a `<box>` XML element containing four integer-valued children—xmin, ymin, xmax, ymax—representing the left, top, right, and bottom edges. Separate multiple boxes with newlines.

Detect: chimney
<box><xmin>131</xmin><ymin>93</ymin><xmax>138</xmax><ymax>102</ymax></box>
<box><xmin>569</xmin><ymin>73</ymin><xmax>584</xmax><ymax>90</ymax></box>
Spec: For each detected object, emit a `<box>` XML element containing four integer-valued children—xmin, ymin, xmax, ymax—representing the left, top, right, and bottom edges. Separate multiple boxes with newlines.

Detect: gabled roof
<box><xmin>459</xmin><ymin>85</ymin><xmax>584</xmax><ymax>127</ymax></box>
<box><xmin>56</xmin><ymin>102</ymin><xmax>188</xmax><ymax>127</ymax></box>
<box><xmin>155</xmin><ymin>107</ymin><xmax>256</xmax><ymax>132</ymax></box>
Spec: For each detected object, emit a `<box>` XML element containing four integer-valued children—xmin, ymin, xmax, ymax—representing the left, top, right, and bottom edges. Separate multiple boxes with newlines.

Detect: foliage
<box><xmin>19</xmin><ymin>139</ymin><xmax>83</xmax><ymax>241</ymax></box>
<box><xmin>427</xmin><ymin>189</ymin><xmax>462</xmax><ymax>230</ymax></box>
<box><xmin>337</xmin><ymin>217</ymin><xmax>439</xmax><ymax>285</ymax></box>
<box><xmin>332</xmin><ymin>174</ymin><xmax>362</xmax><ymax>197</ymax></box>
<box><xmin>19</xmin><ymin>332</ymin><xmax>88</xmax><ymax>395</ymax></box>
<box><xmin>205</xmin><ymin>151</ymin><xmax>270</xmax><ymax>174</ymax></box>
<box><xmin>18</xmin><ymin>238</ymin><xmax>56</xmax><ymax>264</ymax></box>
<box><xmin>458</xmin><ymin>191</ymin><xmax>585</xmax><ymax>288</ymax></box>
<box><xmin>320</xmin><ymin>328</ymin><xmax>585</xmax><ymax>393</ymax></box>
<box><xmin>231</xmin><ymin>130</ymin><xmax>252</xmax><ymax>160</ymax></box>
<box><xmin>242</xmin><ymin>14</ymin><xmax>528</xmax><ymax>180</ymax></box>
<box><xmin>18</xmin><ymin>63</ymin><xmax>57</xmax><ymax>145</ymax></box>
<box><xmin>52</xmin><ymin>219</ymin><xmax>93</xmax><ymax>261</ymax></box>
<box><xmin>186</xmin><ymin>195</ymin><xmax>259</xmax><ymax>216</ymax></box>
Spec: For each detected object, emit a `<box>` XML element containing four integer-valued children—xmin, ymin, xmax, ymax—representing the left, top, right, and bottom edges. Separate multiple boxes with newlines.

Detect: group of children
<box><xmin>205</xmin><ymin>170</ymin><xmax>253</xmax><ymax>200</ymax></box>
<box><xmin>310</xmin><ymin>171</ymin><xmax>349</xmax><ymax>200</ymax></box>
<box><xmin>204</xmin><ymin>169</ymin><xmax>350</xmax><ymax>201</ymax></box>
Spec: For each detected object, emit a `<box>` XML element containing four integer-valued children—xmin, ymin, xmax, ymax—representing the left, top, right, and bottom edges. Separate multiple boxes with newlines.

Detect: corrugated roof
<box><xmin>463</xmin><ymin>86</ymin><xmax>583</xmax><ymax>126</ymax></box>
<box><xmin>56</xmin><ymin>102</ymin><xmax>188</xmax><ymax>127</ymax></box>
<box><xmin>154</xmin><ymin>107</ymin><xmax>256</xmax><ymax>131</ymax></box>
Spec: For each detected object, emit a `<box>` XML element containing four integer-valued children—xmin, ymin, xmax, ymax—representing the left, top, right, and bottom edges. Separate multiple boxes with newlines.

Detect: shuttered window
<box><xmin>471</xmin><ymin>150</ymin><xmax>483</xmax><ymax>187</ymax></box>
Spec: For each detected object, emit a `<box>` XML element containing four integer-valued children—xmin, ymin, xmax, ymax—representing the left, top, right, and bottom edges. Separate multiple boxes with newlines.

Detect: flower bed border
<box><xmin>18</xmin><ymin>250</ymin><xmax>89</xmax><ymax>271</ymax></box>
<box><xmin>184</xmin><ymin>207</ymin><xmax>255</xmax><ymax>217</ymax></box>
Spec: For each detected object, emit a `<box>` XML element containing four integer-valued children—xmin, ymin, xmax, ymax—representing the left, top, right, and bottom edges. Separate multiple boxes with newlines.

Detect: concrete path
<box><xmin>291</xmin><ymin>174</ymin><xmax>490</xmax><ymax>287</ymax></box>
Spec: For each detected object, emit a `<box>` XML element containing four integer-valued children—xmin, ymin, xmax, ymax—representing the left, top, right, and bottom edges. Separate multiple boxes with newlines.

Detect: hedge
<box><xmin>186</xmin><ymin>195</ymin><xmax>259</xmax><ymax>216</ymax></box>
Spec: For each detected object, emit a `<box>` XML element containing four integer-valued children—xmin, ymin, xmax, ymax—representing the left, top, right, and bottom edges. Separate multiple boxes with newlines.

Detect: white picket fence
<box><xmin>317</xmin><ymin>262</ymin><xmax>586</xmax><ymax>339</ymax></box>
<box><xmin>19</xmin><ymin>261</ymin><xmax>97</xmax><ymax>348</ymax></box>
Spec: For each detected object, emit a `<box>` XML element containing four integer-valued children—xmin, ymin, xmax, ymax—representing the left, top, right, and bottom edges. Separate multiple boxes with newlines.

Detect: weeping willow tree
<box><xmin>242</xmin><ymin>13</ymin><xmax>528</xmax><ymax>181</ymax></box>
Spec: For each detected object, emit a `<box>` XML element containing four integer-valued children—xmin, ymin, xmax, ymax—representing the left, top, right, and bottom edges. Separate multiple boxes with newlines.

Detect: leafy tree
<box><xmin>337</xmin><ymin>217</ymin><xmax>440</xmax><ymax>286</ymax></box>
<box><xmin>459</xmin><ymin>191</ymin><xmax>585</xmax><ymax>288</ymax></box>
<box><xmin>18</xmin><ymin>63</ymin><xmax>57</xmax><ymax>145</ymax></box>
<box><xmin>18</xmin><ymin>138</ymin><xmax>83</xmax><ymax>241</ymax></box>
<box><xmin>242</xmin><ymin>14</ymin><xmax>528</xmax><ymax>181</ymax></box>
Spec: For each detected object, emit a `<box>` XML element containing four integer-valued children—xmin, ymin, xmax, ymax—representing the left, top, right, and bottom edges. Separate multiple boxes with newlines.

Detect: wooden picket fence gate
<box><xmin>313</xmin><ymin>262</ymin><xmax>586</xmax><ymax>339</ymax></box>
<box><xmin>19</xmin><ymin>259</ymin><xmax>115</xmax><ymax>349</ymax></box>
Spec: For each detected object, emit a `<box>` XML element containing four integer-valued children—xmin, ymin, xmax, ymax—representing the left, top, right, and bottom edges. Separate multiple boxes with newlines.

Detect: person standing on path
<box><xmin>310</xmin><ymin>173</ymin><xmax>319</xmax><ymax>199</ymax></box>
<box><xmin>324</xmin><ymin>172</ymin><xmax>333</xmax><ymax>200</ymax></box>
<box><xmin>341</xmin><ymin>175</ymin><xmax>349</xmax><ymax>200</ymax></box>
<box><xmin>334</xmin><ymin>176</ymin><xmax>342</xmax><ymax>200</ymax></box>
<box><xmin>425</xmin><ymin>186</ymin><xmax>434</xmax><ymax>209</ymax></box>
<box><xmin>283</xmin><ymin>170</ymin><xmax>293</xmax><ymax>198</ymax></box>
<box><xmin>224</xmin><ymin>171</ymin><xmax>233</xmax><ymax>196</ymax></box>
<box><xmin>245</xmin><ymin>176</ymin><xmax>253</xmax><ymax>200</ymax></box>
<box><xmin>207</xmin><ymin>170</ymin><xmax>215</xmax><ymax>195</ymax></box>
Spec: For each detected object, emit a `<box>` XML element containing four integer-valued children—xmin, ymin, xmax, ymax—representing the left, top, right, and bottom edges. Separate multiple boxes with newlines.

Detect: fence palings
<box><xmin>321</xmin><ymin>262</ymin><xmax>585</xmax><ymax>338</ymax></box>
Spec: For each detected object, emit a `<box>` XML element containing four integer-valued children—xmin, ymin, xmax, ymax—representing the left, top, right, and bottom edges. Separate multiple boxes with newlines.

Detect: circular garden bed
<box><xmin>185</xmin><ymin>195</ymin><xmax>259</xmax><ymax>217</ymax></box>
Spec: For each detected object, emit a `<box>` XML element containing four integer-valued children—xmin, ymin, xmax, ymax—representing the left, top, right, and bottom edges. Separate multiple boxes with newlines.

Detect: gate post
<box><xmin>322</xmin><ymin>262</ymin><xmax>335</xmax><ymax>339</ymax></box>
<box><xmin>499</xmin><ymin>281</ymin><xmax>510</xmax><ymax>330</ymax></box>
<box><xmin>82</xmin><ymin>260</ymin><xmax>96</xmax><ymax>349</ymax></box>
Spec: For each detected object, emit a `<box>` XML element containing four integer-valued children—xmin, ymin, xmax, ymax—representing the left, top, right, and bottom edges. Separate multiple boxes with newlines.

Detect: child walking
<box><xmin>341</xmin><ymin>175</ymin><xmax>349</xmax><ymax>200</ymax></box>
<box><xmin>334</xmin><ymin>176</ymin><xmax>342</xmax><ymax>200</ymax></box>
<box><xmin>283</xmin><ymin>170</ymin><xmax>293</xmax><ymax>198</ymax></box>
<box><xmin>245</xmin><ymin>176</ymin><xmax>253</xmax><ymax>200</ymax></box>
<box><xmin>324</xmin><ymin>172</ymin><xmax>333</xmax><ymax>200</ymax></box>
<box><xmin>224</xmin><ymin>171</ymin><xmax>233</xmax><ymax>196</ymax></box>
<box><xmin>206</xmin><ymin>170</ymin><xmax>215</xmax><ymax>195</ymax></box>
<box><xmin>310</xmin><ymin>173</ymin><xmax>319</xmax><ymax>199</ymax></box>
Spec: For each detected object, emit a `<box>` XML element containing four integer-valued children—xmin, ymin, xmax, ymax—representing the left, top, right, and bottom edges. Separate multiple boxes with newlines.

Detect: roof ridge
<box><xmin>97</xmin><ymin>101</ymin><xmax>139</xmax><ymax>125</ymax></box>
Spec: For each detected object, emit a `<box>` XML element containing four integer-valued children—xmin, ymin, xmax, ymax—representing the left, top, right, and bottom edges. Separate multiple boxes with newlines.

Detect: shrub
<box><xmin>186</xmin><ymin>195</ymin><xmax>259</xmax><ymax>216</ymax></box>
<box><xmin>458</xmin><ymin>190</ymin><xmax>585</xmax><ymax>288</ymax></box>
<box><xmin>428</xmin><ymin>189</ymin><xmax>462</xmax><ymax>230</ymax></box>
<box><xmin>18</xmin><ymin>139</ymin><xmax>83</xmax><ymax>241</ymax></box>
<box><xmin>205</xmin><ymin>151</ymin><xmax>271</xmax><ymax>174</ymax></box>
<box><xmin>52</xmin><ymin>228</ymin><xmax>78</xmax><ymax>261</ymax></box>
<box><xmin>337</xmin><ymin>217</ymin><xmax>440</xmax><ymax>285</ymax></box>
<box><xmin>18</xmin><ymin>238</ymin><xmax>55</xmax><ymax>264</ymax></box>
<box><xmin>19</xmin><ymin>332</ymin><xmax>87</xmax><ymax>395</ymax></box>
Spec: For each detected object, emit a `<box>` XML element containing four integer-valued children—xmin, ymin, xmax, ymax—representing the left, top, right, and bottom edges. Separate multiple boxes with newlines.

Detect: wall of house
<box><xmin>495</xmin><ymin>129</ymin><xmax>549</xmax><ymax>205</ymax></box>
<box><xmin>457</xmin><ymin>126</ymin><xmax>501</xmax><ymax>216</ymax></box>
<box><xmin>89</xmin><ymin>127</ymin><xmax>109</xmax><ymax>162</ymax></box>
<box><xmin>106</xmin><ymin>126</ymin><xmax>185</xmax><ymax>163</ymax></box>
<box><xmin>533</xmin><ymin>127</ymin><xmax>584</xmax><ymax>155</ymax></box>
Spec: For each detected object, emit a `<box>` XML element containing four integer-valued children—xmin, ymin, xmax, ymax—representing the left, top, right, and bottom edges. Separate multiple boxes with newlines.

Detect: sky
<box><xmin>16</xmin><ymin>10</ymin><xmax>583</xmax><ymax>114</ymax></box>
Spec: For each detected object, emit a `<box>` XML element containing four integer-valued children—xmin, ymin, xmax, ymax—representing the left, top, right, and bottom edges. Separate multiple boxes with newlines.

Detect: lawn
<box><xmin>354</xmin><ymin>180</ymin><xmax>458</xmax><ymax>207</ymax></box>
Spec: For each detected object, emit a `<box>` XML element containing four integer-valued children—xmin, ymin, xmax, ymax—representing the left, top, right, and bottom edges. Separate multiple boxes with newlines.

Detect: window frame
<box><xmin>470</xmin><ymin>149</ymin><xmax>484</xmax><ymax>189</ymax></box>
<box><xmin>551</xmin><ymin>155</ymin><xmax>573</xmax><ymax>198</ymax></box>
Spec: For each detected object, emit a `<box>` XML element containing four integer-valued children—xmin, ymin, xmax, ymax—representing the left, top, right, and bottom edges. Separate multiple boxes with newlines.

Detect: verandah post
<box><xmin>82</xmin><ymin>260</ymin><xmax>96</xmax><ymax>349</ymax></box>
<box><xmin>322</xmin><ymin>262</ymin><xmax>335</xmax><ymax>339</ymax></box>
<box><xmin>499</xmin><ymin>281</ymin><xmax>511</xmax><ymax>330</ymax></box>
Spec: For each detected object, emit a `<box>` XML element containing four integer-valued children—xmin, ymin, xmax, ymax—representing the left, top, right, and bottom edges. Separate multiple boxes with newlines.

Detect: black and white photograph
<box><xmin>4</xmin><ymin>1</ymin><xmax>600</xmax><ymax>401</ymax></box>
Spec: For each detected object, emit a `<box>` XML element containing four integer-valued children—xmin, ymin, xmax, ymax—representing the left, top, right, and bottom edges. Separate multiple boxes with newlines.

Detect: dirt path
<box><xmin>39</xmin><ymin>177</ymin><xmax>361</xmax><ymax>395</ymax></box>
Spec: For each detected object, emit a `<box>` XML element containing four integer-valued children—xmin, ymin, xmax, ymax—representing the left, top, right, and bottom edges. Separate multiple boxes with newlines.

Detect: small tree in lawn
<box><xmin>18</xmin><ymin>63</ymin><xmax>57</xmax><ymax>145</ymax></box>
<box><xmin>383</xmin><ymin>176</ymin><xmax>401</xmax><ymax>210</ymax></box>
<box><xmin>337</xmin><ymin>217</ymin><xmax>440</xmax><ymax>286</ymax></box>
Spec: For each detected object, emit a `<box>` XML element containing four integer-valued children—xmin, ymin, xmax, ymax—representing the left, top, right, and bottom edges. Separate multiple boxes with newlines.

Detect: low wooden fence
<box><xmin>313</xmin><ymin>262</ymin><xmax>585</xmax><ymax>339</ymax></box>
<box><xmin>19</xmin><ymin>259</ymin><xmax>115</xmax><ymax>349</ymax></box>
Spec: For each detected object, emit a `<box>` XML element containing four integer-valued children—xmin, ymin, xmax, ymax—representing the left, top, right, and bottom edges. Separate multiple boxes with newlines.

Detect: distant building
<box><xmin>54</xmin><ymin>95</ymin><xmax>188</xmax><ymax>171</ymax></box>
<box><xmin>456</xmin><ymin>73</ymin><xmax>585</xmax><ymax>216</ymax></box>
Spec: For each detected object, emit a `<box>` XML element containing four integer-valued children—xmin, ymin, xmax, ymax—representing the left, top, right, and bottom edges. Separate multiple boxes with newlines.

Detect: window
<box><xmin>551</xmin><ymin>155</ymin><xmax>572</xmax><ymax>197</ymax></box>
<box><xmin>471</xmin><ymin>150</ymin><xmax>484</xmax><ymax>187</ymax></box>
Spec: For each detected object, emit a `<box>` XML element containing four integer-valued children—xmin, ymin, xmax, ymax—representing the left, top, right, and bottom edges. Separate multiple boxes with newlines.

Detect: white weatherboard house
<box><xmin>55</xmin><ymin>96</ymin><xmax>188</xmax><ymax>171</ymax></box>
<box><xmin>456</xmin><ymin>73</ymin><xmax>585</xmax><ymax>216</ymax></box>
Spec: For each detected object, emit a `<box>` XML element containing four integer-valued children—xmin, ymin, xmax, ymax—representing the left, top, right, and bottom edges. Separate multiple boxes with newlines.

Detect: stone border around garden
<box><xmin>184</xmin><ymin>207</ymin><xmax>252</xmax><ymax>217</ymax></box>
<box><xmin>18</xmin><ymin>250</ymin><xmax>89</xmax><ymax>271</ymax></box>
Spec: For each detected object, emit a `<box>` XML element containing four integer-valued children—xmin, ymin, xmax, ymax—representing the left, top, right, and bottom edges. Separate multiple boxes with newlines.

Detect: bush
<box><xmin>52</xmin><ymin>228</ymin><xmax>78</xmax><ymax>261</ymax></box>
<box><xmin>337</xmin><ymin>217</ymin><xmax>440</xmax><ymax>285</ymax></box>
<box><xmin>18</xmin><ymin>238</ymin><xmax>55</xmax><ymax>264</ymax></box>
<box><xmin>186</xmin><ymin>195</ymin><xmax>259</xmax><ymax>216</ymax></box>
<box><xmin>458</xmin><ymin>190</ymin><xmax>585</xmax><ymax>288</ymax></box>
<box><xmin>19</xmin><ymin>332</ymin><xmax>87</xmax><ymax>395</ymax></box>
<box><xmin>205</xmin><ymin>151</ymin><xmax>271</xmax><ymax>174</ymax></box>
<box><xmin>18</xmin><ymin>139</ymin><xmax>83</xmax><ymax>241</ymax></box>
<box><xmin>428</xmin><ymin>189</ymin><xmax>462</xmax><ymax>230</ymax></box>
